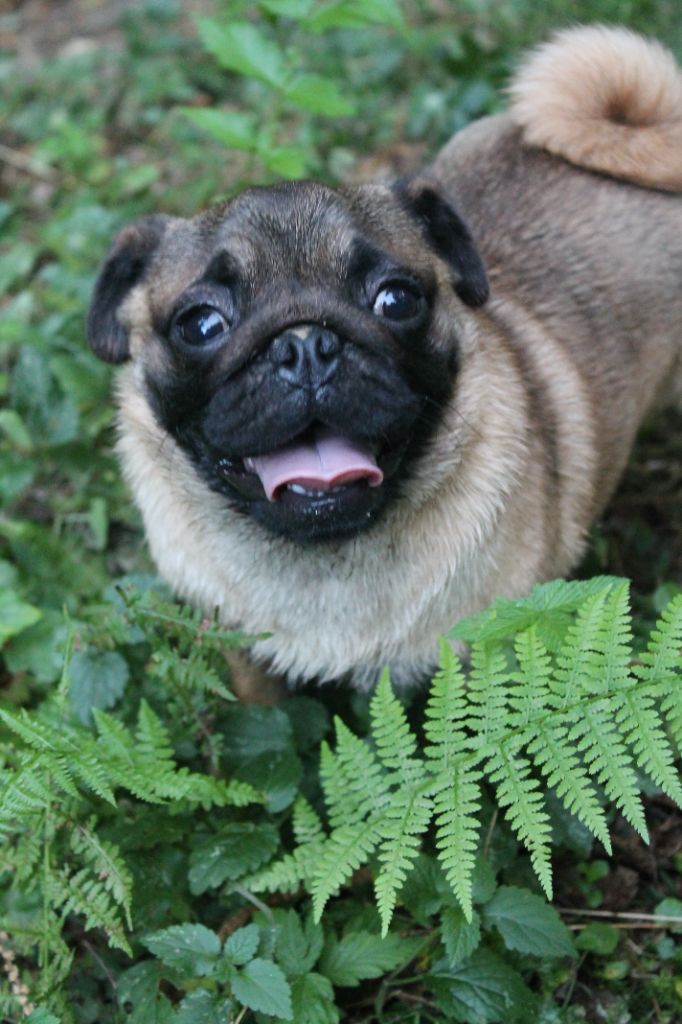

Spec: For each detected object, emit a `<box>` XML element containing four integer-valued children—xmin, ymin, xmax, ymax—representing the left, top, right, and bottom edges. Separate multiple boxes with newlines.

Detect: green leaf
<box><xmin>189</xmin><ymin>822</ymin><xmax>279</xmax><ymax>894</ymax></box>
<box><xmin>179</xmin><ymin>107</ymin><xmax>258</xmax><ymax>151</ymax></box>
<box><xmin>276</xmin><ymin>910</ymin><xmax>324</xmax><ymax>976</ymax></box>
<box><xmin>575</xmin><ymin>922</ymin><xmax>620</xmax><ymax>955</ymax></box>
<box><xmin>429</xmin><ymin>947</ymin><xmax>534</xmax><ymax>1023</ymax></box>
<box><xmin>195</xmin><ymin>17</ymin><xmax>288</xmax><ymax>88</ymax></box>
<box><xmin>4</xmin><ymin>610</ymin><xmax>65</xmax><ymax>683</ymax></box>
<box><xmin>260</xmin><ymin>0</ymin><xmax>313</xmax><ymax>17</ymax></box>
<box><xmin>68</xmin><ymin>649</ymin><xmax>129</xmax><ymax>725</ymax></box>
<box><xmin>285</xmin><ymin>74</ymin><xmax>355</xmax><ymax>115</ymax></box>
<box><xmin>236</xmin><ymin>748</ymin><xmax>302</xmax><ymax>812</ymax></box>
<box><xmin>175</xmin><ymin>990</ymin><xmax>233</xmax><ymax>1024</ymax></box>
<box><xmin>224</xmin><ymin>923</ymin><xmax>261</xmax><ymax>966</ymax></box>
<box><xmin>306</xmin><ymin>0</ymin><xmax>404</xmax><ymax>32</ymax></box>
<box><xmin>319</xmin><ymin>930</ymin><xmax>421</xmax><ymax>987</ymax></box>
<box><xmin>290</xmin><ymin>972</ymin><xmax>339</xmax><ymax>1024</ymax></box>
<box><xmin>0</xmin><ymin>588</ymin><xmax>42</xmax><ymax>641</ymax></box>
<box><xmin>117</xmin><ymin>962</ymin><xmax>174</xmax><ymax>1024</ymax></box>
<box><xmin>232</xmin><ymin>958</ymin><xmax>293</xmax><ymax>1019</ymax></box>
<box><xmin>483</xmin><ymin>886</ymin><xmax>576</xmax><ymax>958</ymax></box>
<box><xmin>142</xmin><ymin>924</ymin><xmax>221</xmax><ymax>977</ymax></box>
<box><xmin>262</xmin><ymin>145</ymin><xmax>310</xmax><ymax>178</ymax></box>
<box><xmin>441</xmin><ymin>907</ymin><xmax>482</xmax><ymax>966</ymax></box>
<box><xmin>26</xmin><ymin>1011</ymin><xmax>61</xmax><ymax>1024</ymax></box>
<box><xmin>221</xmin><ymin>705</ymin><xmax>293</xmax><ymax>763</ymax></box>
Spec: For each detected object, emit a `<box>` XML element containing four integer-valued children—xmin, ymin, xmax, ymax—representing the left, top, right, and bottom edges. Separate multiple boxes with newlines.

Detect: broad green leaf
<box><xmin>260</xmin><ymin>0</ymin><xmax>313</xmax><ymax>16</ymax></box>
<box><xmin>189</xmin><ymin>822</ymin><xmax>279</xmax><ymax>894</ymax></box>
<box><xmin>276</xmin><ymin>910</ymin><xmax>324</xmax><ymax>975</ymax></box>
<box><xmin>180</xmin><ymin>107</ymin><xmax>258</xmax><ymax>151</ymax></box>
<box><xmin>0</xmin><ymin>612</ymin><xmax>63</xmax><ymax>681</ymax></box>
<box><xmin>319</xmin><ymin>930</ymin><xmax>421</xmax><ymax>987</ymax></box>
<box><xmin>429</xmin><ymin>947</ymin><xmax>534</xmax><ymax>1023</ymax></box>
<box><xmin>221</xmin><ymin>705</ymin><xmax>293</xmax><ymax>763</ymax></box>
<box><xmin>68</xmin><ymin>649</ymin><xmax>130</xmax><ymax>725</ymax></box>
<box><xmin>306</xmin><ymin>0</ymin><xmax>404</xmax><ymax>32</ymax></box>
<box><xmin>232</xmin><ymin>958</ymin><xmax>293</xmax><ymax>1019</ymax></box>
<box><xmin>441</xmin><ymin>907</ymin><xmax>481</xmax><ymax>966</ymax></box>
<box><xmin>142</xmin><ymin>924</ymin><xmax>221</xmax><ymax>977</ymax></box>
<box><xmin>26</xmin><ymin>1012</ymin><xmax>61</xmax><ymax>1024</ymax></box>
<box><xmin>224</xmin><ymin>923</ymin><xmax>261</xmax><ymax>966</ymax></box>
<box><xmin>117</xmin><ymin>962</ymin><xmax>174</xmax><ymax>1024</ymax></box>
<box><xmin>195</xmin><ymin>17</ymin><xmax>288</xmax><ymax>88</ymax></box>
<box><xmin>483</xmin><ymin>886</ymin><xmax>576</xmax><ymax>958</ymax></box>
<box><xmin>285</xmin><ymin>75</ymin><xmax>355</xmax><ymax>115</ymax></box>
<box><xmin>262</xmin><ymin>145</ymin><xmax>310</xmax><ymax>178</ymax></box>
<box><xmin>575</xmin><ymin>922</ymin><xmax>620</xmax><ymax>955</ymax></box>
<box><xmin>290</xmin><ymin>972</ymin><xmax>339</xmax><ymax>1024</ymax></box>
<box><xmin>0</xmin><ymin>588</ymin><xmax>42</xmax><ymax>642</ymax></box>
<box><xmin>175</xmin><ymin>990</ymin><xmax>233</xmax><ymax>1024</ymax></box>
<box><xmin>235</xmin><ymin>749</ymin><xmax>302</xmax><ymax>812</ymax></box>
<box><xmin>0</xmin><ymin>409</ymin><xmax>33</xmax><ymax>450</ymax></box>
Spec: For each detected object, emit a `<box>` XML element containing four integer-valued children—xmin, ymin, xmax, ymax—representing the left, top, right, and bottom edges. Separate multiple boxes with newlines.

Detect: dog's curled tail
<box><xmin>508</xmin><ymin>25</ymin><xmax>682</xmax><ymax>192</ymax></box>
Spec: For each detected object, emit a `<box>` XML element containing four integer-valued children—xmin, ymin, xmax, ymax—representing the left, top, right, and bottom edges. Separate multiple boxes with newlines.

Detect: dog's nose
<box><xmin>269</xmin><ymin>324</ymin><xmax>341</xmax><ymax>388</ymax></box>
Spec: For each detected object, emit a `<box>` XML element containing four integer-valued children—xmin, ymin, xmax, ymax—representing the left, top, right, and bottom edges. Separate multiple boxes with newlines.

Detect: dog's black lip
<box><xmin>213</xmin><ymin>422</ymin><xmax>406</xmax><ymax>504</ymax></box>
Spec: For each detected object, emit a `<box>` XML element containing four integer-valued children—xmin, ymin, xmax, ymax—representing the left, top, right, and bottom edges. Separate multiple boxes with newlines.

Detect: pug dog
<box><xmin>87</xmin><ymin>26</ymin><xmax>682</xmax><ymax>696</ymax></box>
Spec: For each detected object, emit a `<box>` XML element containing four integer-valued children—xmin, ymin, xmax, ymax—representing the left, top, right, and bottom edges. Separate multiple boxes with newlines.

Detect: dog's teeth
<box><xmin>287</xmin><ymin>483</ymin><xmax>349</xmax><ymax>498</ymax></box>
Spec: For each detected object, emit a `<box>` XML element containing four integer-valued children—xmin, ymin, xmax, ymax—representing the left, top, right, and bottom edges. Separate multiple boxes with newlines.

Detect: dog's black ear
<box><xmin>399</xmin><ymin>184</ymin><xmax>489</xmax><ymax>308</ymax></box>
<box><xmin>87</xmin><ymin>215</ymin><xmax>171</xmax><ymax>363</ymax></box>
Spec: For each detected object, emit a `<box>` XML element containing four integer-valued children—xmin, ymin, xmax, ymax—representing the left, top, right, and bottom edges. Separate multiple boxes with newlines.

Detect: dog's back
<box><xmin>432</xmin><ymin>26</ymin><xmax>682</xmax><ymax>512</ymax></box>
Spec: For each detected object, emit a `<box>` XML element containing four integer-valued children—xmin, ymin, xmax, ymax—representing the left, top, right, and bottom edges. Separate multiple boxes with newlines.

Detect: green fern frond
<box><xmin>637</xmin><ymin>595</ymin><xmax>682</xmax><ymax>750</ymax></box>
<box><xmin>432</xmin><ymin>761</ymin><xmax>483</xmax><ymax>922</ymax></box>
<box><xmin>487</xmin><ymin>741</ymin><xmax>553</xmax><ymax>898</ymax></box>
<box><xmin>321</xmin><ymin>722</ymin><xmax>389</xmax><ymax>829</ymax></box>
<box><xmin>375</xmin><ymin>785</ymin><xmax>433</xmax><ymax>935</ymax></box>
<box><xmin>246</xmin><ymin>797</ymin><xmax>326</xmax><ymax>893</ymax></box>
<box><xmin>70</xmin><ymin>822</ymin><xmax>133</xmax><ymax>929</ymax></box>
<box><xmin>371</xmin><ymin>672</ymin><xmax>421</xmax><ymax>777</ymax></box>
<box><xmin>49</xmin><ymin>868</ymin><xmax>132</xmax><ymax>955</ymax></box>
<box><xmin>467</xmin><ymin>643</ymin><xmax>510</xmax><ymax>743</ymax></box>
<box><xmin>514</xmin><ymin>628</ymin><xmax>611</xmax><ymax>850</ymax></box>
<box><xmin>312</xmin><ymin>819</ymin><xmax>383</xmax><ymax>922</ymax></box>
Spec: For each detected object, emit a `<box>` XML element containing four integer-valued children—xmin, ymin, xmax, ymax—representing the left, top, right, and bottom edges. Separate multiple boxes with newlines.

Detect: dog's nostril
<box><xmin>316</xmin><ymin>330</ymin><xmax>340</xmax><ymax>361</ymax></box>
<box><xmin>271</xmin><ymin>335</ymin><xmax>300</xmax><ymax>367</ymax></box>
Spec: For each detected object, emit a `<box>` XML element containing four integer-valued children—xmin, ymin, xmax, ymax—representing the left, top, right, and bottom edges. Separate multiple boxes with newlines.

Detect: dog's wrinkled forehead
<box><xmin>208</xmin><ymin>181</ymin><xmax>357</xmax><ymax>279</ymax></box>
<box><xmin>147</xmin><ymin>181</ymin><xmax>428</xmax><ymax>306</ymax></box>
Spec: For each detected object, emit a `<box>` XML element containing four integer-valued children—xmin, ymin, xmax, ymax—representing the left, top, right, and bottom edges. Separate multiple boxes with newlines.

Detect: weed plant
<box><xmin>1</xmin><ymin>2</ymin><xmax>682</xmax><ymax>1021</ymax></box>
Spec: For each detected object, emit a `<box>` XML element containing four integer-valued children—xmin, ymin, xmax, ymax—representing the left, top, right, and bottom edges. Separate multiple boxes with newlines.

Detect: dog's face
<box><xmin>88</xmin><ymin>181</ymin><xmax>488</xmax><ymax>542</ymax></box>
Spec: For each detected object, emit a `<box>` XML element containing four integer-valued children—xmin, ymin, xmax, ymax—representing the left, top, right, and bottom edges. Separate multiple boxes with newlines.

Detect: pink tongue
<box><xmin>245</xmin><ymin>427</ymin><xmax>383</xmax><ymax>501</ymax></box>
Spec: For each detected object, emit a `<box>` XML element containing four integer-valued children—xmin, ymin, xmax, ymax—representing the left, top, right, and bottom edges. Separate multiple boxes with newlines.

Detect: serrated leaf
<box><xmin>26</xmin><ymin>1011</ymin><xmax>61</xmax><ymax>1024</ymax></box>
<box><xmin>180</xmin><ymin>107</ymin><xmax>257</xmax><ymax>151</ymax></box>
<box><xmin>195</xmin><ymin>17</ymin><xmax>288</xmax><ymax>88</ymax></box>
<box><xmin>117</xmin><ymin>962</ymin><xmax>174</xmax><ymax>1024</ymax></box>
<box><xmin>142</xmin><ymin>924</ymin><xmax>221</xmax><ymax>977</ymax></box>
<box><xmin>0</xmin><ymin>588</ymin><xmax>42</xmax><ymax>641</ymax></box>
<box><xmin>276</xmin><ymin>910</ymin><xmax>324</xmax><ymax>975</ymax></box>
<box><xmin>232</xmin><ymin>958</ymin><xmax>293</xmax><ymax>1019</ymax></box>
<box><xmin>441</xmin><ymin>907</ymin><xmax>481</xmax><ymax>966</ymax></box>
<box><xmin>189</xmin><ymin>822</ymin><xmax>279</xmax><ymax>894</ymax></box>
<box><xmin>224</xmin><ymin>923</ymin><xmax>260</xmax><ymax>966</ymax></box>
<box><xmin>175</xmin><ymin>989</ymin><xmax>233</xmax><ymax>1024</ymax></box>
<box><xmin>290</xmin><ymin>972</ymin><xmax>339</xmax><ymax>1024</ymax></box>
<box><xmin>319</xmin><ymin>930</ymin><xmax>421</xmax><ymax>987</ymax></box>
<box><xmin>68</xmin><ymin>649</ymin><xmax>129</xmax><ymax>725</ymax></box>
<box><xmin>285</xmin><ymin>74</ymin><xmax>355</xmax><ymax>115</ymax></box>
<box><xmin>483</xmin><ymin>886</ymin><xmax>575</xmax><ymax>958</ymax></box>
<box><xmin>429</xmin><ymin>947</ymin><xmax>534</xmax><ymax>1023</ymax></box>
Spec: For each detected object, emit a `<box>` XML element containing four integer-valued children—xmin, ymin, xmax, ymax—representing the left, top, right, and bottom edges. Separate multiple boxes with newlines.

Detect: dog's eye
<box><xmin>176</xmin><ymin>305</ymin><xmax>230</xmax><ymax>346</ymax></box>
<box><xmin>372</xmin><ymin>284</ymin><xmax>422</xmax><ymax>321</ymax></box>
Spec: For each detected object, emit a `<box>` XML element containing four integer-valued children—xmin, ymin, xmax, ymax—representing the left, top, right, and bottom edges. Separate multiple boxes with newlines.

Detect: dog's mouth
<box><xmin>212</xmin><ymin>422</ymin><xmax>405</xmax><ymax>539</ymax></box>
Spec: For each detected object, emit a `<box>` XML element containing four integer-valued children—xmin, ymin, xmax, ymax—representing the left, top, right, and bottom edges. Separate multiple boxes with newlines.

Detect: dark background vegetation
<box><xmin>1</xmin><ymin>1</ymin><xmax>682</xmax><ymax>1022</ymax></box>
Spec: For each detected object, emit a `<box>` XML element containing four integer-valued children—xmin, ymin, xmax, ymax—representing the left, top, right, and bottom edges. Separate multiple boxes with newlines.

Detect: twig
<box><xmin>559</xmin><ymin>907</ymin><xmax>682</xmax><ymax>926</ymax></box>
<box><xmin>0</xmin><ymin>141</ymin><xmax>56</xmax><ymax>181</ymax></box>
